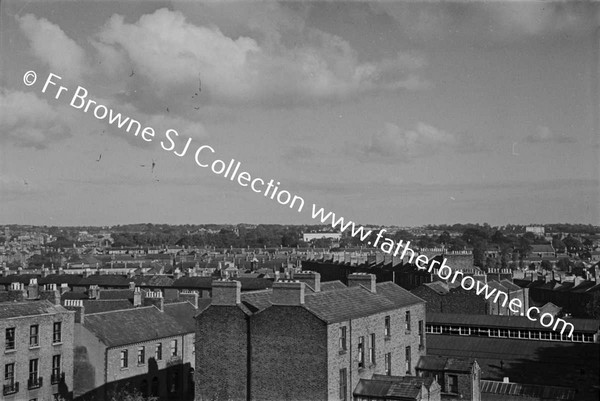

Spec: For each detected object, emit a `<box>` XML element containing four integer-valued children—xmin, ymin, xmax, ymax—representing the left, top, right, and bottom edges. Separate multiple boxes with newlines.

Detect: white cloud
<box><xmin>0</xmin><ymin>90</ymin><xmax>71</xmax><ymax>149</ymax></box>
<box><xmin>525</xmin><ymin>125</ymin><xmax>575</xmax><ymax>144</ymax></box>
<box><xmin>365</xmin><ymin>122</ymin><xmax>456</xmax><ymax>161</ymax></box>
<box><xmin>93</xmin><ymin>8</ymin><xmax>427</xmax><ymax>105</ymax></box>
<box><xmin>17</xmin><ymin>14</ymin><xmax>88</xmax><ymax>80</ymax></box>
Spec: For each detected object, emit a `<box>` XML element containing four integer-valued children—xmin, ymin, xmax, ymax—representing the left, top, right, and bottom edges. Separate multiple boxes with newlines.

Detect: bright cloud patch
<box><xmin>0</xmin><ymin>90</ymin><xmax>71</xmax><ymax>149</ymax></box>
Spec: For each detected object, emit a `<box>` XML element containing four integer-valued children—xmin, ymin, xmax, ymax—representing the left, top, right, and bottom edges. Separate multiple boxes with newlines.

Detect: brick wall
<box><xmin>251</xmin><ymin>306</ymin><xmax>328</xmax><ymax>401</ymax></box>
<box><xmin>0</xmin><ymin>308</ymin><xmax>75</xmax><ymax>401</ymax></box>
<box><xmin>195</xmin><ymin>305</ymin><xmax>248</xmax><ymax>401</ymax></box>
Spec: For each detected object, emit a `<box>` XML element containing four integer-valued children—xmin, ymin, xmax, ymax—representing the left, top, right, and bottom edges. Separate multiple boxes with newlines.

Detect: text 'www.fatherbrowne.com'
<box><xmin>25</xmin><ymin>70</ymin><xmax>575</xmax><ymax>338</ymax></box>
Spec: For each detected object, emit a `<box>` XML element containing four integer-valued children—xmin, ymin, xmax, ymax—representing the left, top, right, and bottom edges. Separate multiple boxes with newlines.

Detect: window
<box><xmin>405</xmin><ymin>311</ymin><xmax>411</xmax><ymax>331</ymax></box>
<box><xmin>540</xmin><ymin>331</ymin><xmax>551</xmax><ymax>340</ymax></box>
<box><xmin>384</xmin><ymin>316</ymin><xmax>391</xmax><ymax>337</ymax></box>
<box><xmin>28</xmin><ymin>359</ymin><xmax>40</xmax><ymax>389</ymax></box>
<box><xmin>369</xmin><ymin>334</ymin><xmax>376</xmax><ymax>364</ymax></box>
<box><xmin>418</xmin><ymin>320</ymin><xmax>424</xmax><ymax>347</ymax></box>
<box><xmin>459</xmin><ymin>326</ymin><xmax>470</xmax><ymax>336</ymax></box>
<box><xmin>448</xmin><ymin>374</ymin><xmax>458</xmax><ymax>393</ymax></box>
<box><xmin>51</xmin><ymin>355</ymin><xmax>61</xmax><ymax>384</ymax></box>
<box><xmin>29</xmin><ymin>325</ymin><xmax>39</xmax><ymax>347</ymax></box>
<box><xmin>4</xmin><ymin>363</ymin><xmax>15</xmax><ymax>385</ymax></box>
<box><xmin>138</xmin><ymin>346</ymin><xmax>145</xmax><ymax>365</ymax></box>
<box><xmin>170</xmin><ymin>339</ymin><xmax>178</xmax><ymax>356</ymax></box>
<box><xmin>384</xmin><ymin>353</ymin><xmax>391</xmax><ymax>376</ymax></box>
<box><xmin>405</xmin><ymin>346</ymin><xmax>411</xmax><ymax>374</ymax></box>
<box><xmin>357</xmin><ymin>336</ymin><xmax>365</xmax><ymax>368</ymax></box>
<box><xmin>53</xmin><ymin>322</ymin><xmax>62</xmax><ymax>343</ymax></box>
<box><xmin>5</xmin><ymin>328</ymin><xmax>15</xmax><ymax>350</ymax></box>
<box><xmin>339</xmin><ymin>368</ymin><xmax>347</xmax><ymax>401</ymax></box>
<box><xmin>499</xmin><ymin>329</ymin><xmax>509</xmax><ymax>337</ymax></box>
<box><xmin>120</xmin><ymin>350</ymin><xmax>128</xmax><ymax>368</ymax></box>
<box><xmin>155</xmin><ymin>343</ymin><xmax>163</xmax><ymax>361</ymax></box>
<box><xmin>339</xmin><ymin>326</ymin><xmax>347</xmax><ymax>351</ymax></box>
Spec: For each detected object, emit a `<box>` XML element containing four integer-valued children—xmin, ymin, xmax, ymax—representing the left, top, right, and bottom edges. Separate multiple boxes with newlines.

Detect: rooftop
<box><xmin>0</xmin><ymin>300</ymin><xmax>69</xmax><ymax>319</ymax></box>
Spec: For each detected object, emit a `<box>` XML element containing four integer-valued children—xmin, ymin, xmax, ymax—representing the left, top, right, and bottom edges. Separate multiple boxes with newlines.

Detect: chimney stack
<box><xmin>8</xmin><ymin>282</ymin><xmax>26</xmax><ymax>302</ymax></box>
<box><xmin>272</xmin><ymin>280</ymin><xmax>305</xmax><ymax>305</ymax></box>
<box><xmin>88</xmin><ymin>285</ymin><xmax>100</xmax><ymax>299</ymax></box>
<box><xmin>212</xmin><ymin>280</ymin><xmax>241</xmax><ymax>306</ymax></box>
<box><xmin>294</xmin><ymin>271</ymin><xmax>321</xmax><ymax>292</ymax></box>
<box><xmin>179</xmin><ymin>290</ymin><xmax>199</xmax><ymax>308</ymax></box>
<box><xmin>27</xmin><ymin>278</ymin><xmax>39</xmax><ymax>299</ymax></box>
<box><xmin>40</xmin><ymin>284</ymin><xmax>61</xmax><ymax>305</ymax></box>
<box><xmin>143</xmin><ymin>291</ymin><xmax>164</xmax><ymax>312</ymax></box>
<box><xmin>133</xmin><ymin>287</ymin><xmax>142</xmax><ymax>307</ymax></box>
<box><xmin>348</xmin><ymin>273</ymin><xmax>377</xmax><ymax>293</ymax></box>
<box><xmin>64</xmin><ymin>299</ymin><xmax>85</xmax><ymax>323</ymax></box>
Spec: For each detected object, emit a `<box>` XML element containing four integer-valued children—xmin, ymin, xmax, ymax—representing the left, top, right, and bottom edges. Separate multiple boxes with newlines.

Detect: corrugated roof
<box><xmin>83</xmin><ymin>306</ymin><xmax>192</xmax><ymax>347</ymax></box>
<box><xmin>0</xmin><ymin>300</ymin><xmax>68</xmax><ymax>319</ymax></box>
<box><xmin>481</xmin><ymin>380</ymin><xmax>575</xmax><ymax>399</ymax></box>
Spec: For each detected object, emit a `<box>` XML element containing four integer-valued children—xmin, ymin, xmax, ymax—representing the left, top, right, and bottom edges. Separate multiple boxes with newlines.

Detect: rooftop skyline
<box><xmin>1</xmin><ymin>1</ymin><xmax>599</xmax><ymax>226</ymax></box>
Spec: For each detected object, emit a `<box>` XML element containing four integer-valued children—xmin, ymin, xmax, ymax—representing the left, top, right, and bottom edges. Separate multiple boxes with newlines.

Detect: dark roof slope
<box><xmin>82</xmin><ymin>299</ymin><xmax>133</xmax><ymax>314</ymax></box>
<box><xmin>163</xmin><ymin>302</ymin><xmax>197</xmax><ymax>332</ymax></box>
<box><xmin>83</xmin><ymin>306</ymin><xmax>192</xmax><ymax>347</ymax></box>
<box><xmin>376</xmin><ymin>282</ymin><xmax>425</xmax><ymax>308</ymax></box>
<box><xmin>0</xmin><ymin>300</ymin><xmax>68</xmax><ymax>319</ymax></box>
<box><xmin>319</xmin><ymin>281</ymin><xmax>347</xmax><ymax>292</ymax></box>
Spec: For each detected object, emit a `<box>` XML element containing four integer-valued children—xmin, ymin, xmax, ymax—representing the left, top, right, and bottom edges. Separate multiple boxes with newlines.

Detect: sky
<box><xmin>0</xmin><ymin>0</ymin><xmax>599</xmax><ymax>227</ymax></box>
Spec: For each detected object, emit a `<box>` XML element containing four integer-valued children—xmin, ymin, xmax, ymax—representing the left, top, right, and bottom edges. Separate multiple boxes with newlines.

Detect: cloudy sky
<box><xmin>0</xmin><ymin>1</ymin><xmax>598</xmax><ymax>226</ymax></box>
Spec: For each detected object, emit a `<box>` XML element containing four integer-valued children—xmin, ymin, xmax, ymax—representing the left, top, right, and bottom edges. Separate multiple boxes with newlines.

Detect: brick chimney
<box><xmin>212</xmin><ymin>280</ymin><xmax>241</xmax><ymax>306</ymax></box>
<box><xmin>8</xmin><ymin>282</ymin><xmax>26</xmax><ymax>301</ymax></box>
<box><xmin>64</xmin><ymin>300</ymin><xmax>85</xmax><ymax>323</ymax></box>
<box><xmin>60</xmin><ymin>283</ymin><xmax>69</xmax><ymax>294</ymax></box>
<box><xmin>27</xmin><ymin>278</ymin><xmax>39</xmax><ymax>299</ymax></box>
<box><xmin>88</xmin><ymin>285</ymin><xmax>100</xmax><ymax>299</ymax></box>
<box><xmin>179</xmin><ymin>290</ymin><xmax>199</xmax><ymax>308</ymax></box>
<box><xmin>348</xmin><ymin>273</ymin><xmax>376</xmax><ymax>293</ymax></box>
<box><xmin>39</xmin><ymin>284</ymin><xmax>61</xmax><ymax>305</ymax></box>
<box><xmin>272</xmin><ymin>280</ymin><xmax>305</xmax><ymax>305</ymax></box>
<box><xmin>143</xmin><ymin>291</ymin><xmax>164</xmax><ymax>312</ymax></box>
<box><xmin>294</xmin><ymin>271</ymin><xmax>321</xmax><ymax>292</ymax></box>
<box><xmin>133</xmin><ymin>287</ymin><xmax>142</xmax><ymax>307</ymax></box>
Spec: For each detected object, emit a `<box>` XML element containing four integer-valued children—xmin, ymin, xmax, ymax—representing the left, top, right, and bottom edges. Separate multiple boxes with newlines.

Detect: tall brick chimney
<box><xmin>27</xmin><ymin>278</ymin><xmax>39</xmax><ymax>299</ymax></box>
<box><xmin>133</xmin><ymin>287</ymin><xmax>142</xmax><ymax>307</ymax></box>
<box><xmin>348</xmin><ymin>273</ymin><xmax>376</xmax><ymax>293</ymax></box>
<box><xmin>143</xmin><ymin>291</ymin><xmax>164</xmax><ymax>312</ymax></box>
<box><xmin>272</xmin><ymin>280</ymin><xmax>305</xmax><ymax>305</ymax></box>
<box><xmin>294</xmin><ymin>271</ymin><xmax>321</xmax><ymax>292</ymax></box>
<box><xmin>64</xmin><ymin>300</ymin><xmax>85</xmax><ymax>323</ymax></box>
<box><xmin>212</xmin><ymin>280</ymin><xmax>241</xmax><ymax>306</ymax></box>
<box><xmin>39</xmin><ymin>284</ymin><xmax>61</xmax><ymax>305</ymax></box>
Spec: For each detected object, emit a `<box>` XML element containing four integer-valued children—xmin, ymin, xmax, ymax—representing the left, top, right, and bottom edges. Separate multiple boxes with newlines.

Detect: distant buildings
<box><xmin>303</xmin><ymin>232</ymin><xmax>342</xmax><ymax>242</ymax></box>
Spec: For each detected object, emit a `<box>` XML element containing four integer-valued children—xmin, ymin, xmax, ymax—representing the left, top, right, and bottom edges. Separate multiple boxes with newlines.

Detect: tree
<box><xmin>556</xmin><ymin>258</ymin><xmax>572</xmax><ymax>272</ymax></box>
<box><xmin>540</xmin><ymin>260</ymin><xmax>552</xmax><ymax>271</ymax></box>
<box><xmin>585</xmin><ymin>292</ymin><xmax>600</xmax><ymax>319</ymax></box>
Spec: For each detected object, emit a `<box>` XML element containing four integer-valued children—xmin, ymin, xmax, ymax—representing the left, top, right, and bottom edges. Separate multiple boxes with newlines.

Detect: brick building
<box><xmin>410</xmin><ymin>282</ymin><xmax>487</xmax><ymax>314</ymax></box>
<box><xmin>416</xmin><ymin>355</ymin><xmax>481</xmax><ymax>399</ymax></box>
<box><xmin>195</xmin><ymin>272</ymin><xmax>426</xmax><ymax>401</ymax></box>
<box><xmin>1</xmin><ymin>282</ymin><xmax>74</xmax><ymax>401</ymax></box>
<box><xmin>70</xmin><ymin>292</ymin><xmax>196</xmax><ymax>400</ymax></box>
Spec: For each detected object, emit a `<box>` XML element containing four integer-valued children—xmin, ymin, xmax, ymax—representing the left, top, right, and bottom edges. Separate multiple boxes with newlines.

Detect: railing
<box><xmin>2</xmin><ymin>382</ymin><xmax>19</xmax><ymax>396</ymax></box>
<box><xmin>27</xmin><ymin>376</ymin><xmax>43</xmax><ymax>389</ymax></box>
<box><xmin>51</xmin><ymin>372</ymin><xmax>65</xmax><ymax>385</ymax></box>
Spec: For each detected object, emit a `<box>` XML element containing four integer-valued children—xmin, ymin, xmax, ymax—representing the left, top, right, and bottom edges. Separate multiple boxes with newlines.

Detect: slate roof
<box><xmin>131</xmin><ymin>275</ymin><xmax>174</xmax><ymax>287</ymax></box>
<box><xmin>427</xmin><ymin>312</ymin><xmax>599</xmax><ymax>332</ymax></box>
<box><xmin>82</xmin><ymin>299</ymin><xmax>133</xmax><ymax>314</ymax></box>
<box><xmin>422</xmin><ymin>281</ymin><xmax>449</xmax><ymax>295</ymax></box>
<box><xmin>0</xmin><ymin>300</ymin><xmax>69</xmax><ymax>319</ymax></box>
<box><xmin>354</xmin><ymin>376</ymin><xmax>433</xmax><ymax>400</ymax></box>
<box><xmin>319</xmin><ymin>281</ymin><xmax>347</xmax><ymax>292</ymax></box>
<box><xmin>83</xmin><ymin>306</ymin><xmax>192</xmax><ymax>347</ymax></box>
<box><xmin>240</xmin><ymin>290</ymin><xmax>273</xmax><ymax>314</ymax></box>
<box><xmin>416</xmin><ymin>355</ymin><xmax>476</xmax><ymax>373</ymax></box>
<box><xmin>530</xmin><ymin>245</ymin><xmax>555</xmax><ymax>253</ymax></box>
<box><xmin>98</xmin><ymin>289</ymin><xmax>134</xmax><ymax>300</ymax></box>
<box><xmin>480</xmin><ymin>380</ymin><xmax>575</xmax><ymax>399</ymax></box>
<box><xmin>77</xmin><ymin>275</ymin><xmax>132</xmax><ymax>287</ymax></box>
<box><xmin>303</xmin><ymin>285</ymin><xmax>411</xmax><ymax>324</ymax></box>
<box><xmin>163</xmin><ymin>301</ymin><xmax>197</xmax><ymax>332</ymax></box>
<box><xmin>375</xmin><ymin>282</ymin><xmax>425</xmax><ymax>308</ymax></box>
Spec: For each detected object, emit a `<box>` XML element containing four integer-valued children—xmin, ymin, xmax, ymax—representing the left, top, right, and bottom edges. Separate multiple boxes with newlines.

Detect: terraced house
<box><xmin>195</xmin><ymin>272</ymin><xmax>426</xmax><ymax>401</ymax></box>
<box><xmin>1</xmin><ymin>282</ymin><xmax>74</xmax><ymax>401</ymax></box>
